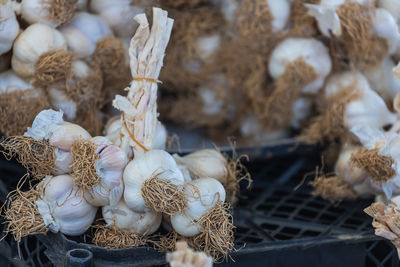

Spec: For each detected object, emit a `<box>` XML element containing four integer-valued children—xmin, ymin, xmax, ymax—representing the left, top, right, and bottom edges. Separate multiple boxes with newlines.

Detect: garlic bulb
<box><xmin>240</xmin><ymin>115</ymin><xmax>289</xmax><ymax>144</ymax></box>
<box><xmin>378</xmin><ymin>0</ymin><xmax>400</xmax><ymax>23</ymax></box>
<box><xmin>351</xmin><ymin>124</ymin><xmax>400</xmax><ymax>198</ymax></box>
<box><xmin>123</xmin><ymin>149</ymin><xmax>185</xmax><ymax>213</ymax></box>
<box><xmin>36</xmin><ymin>175</ymin><xmax>97</xmax><ymax>236</ymax></box>
<box><xmin>0</xmin><ymin>0</ymin><xmax>19</xmax><ymax>55</ymax></box>
<box><xmin>171</xmin><ymin>177</ymin><xmax>226</xmax><ymax>237</ymax></box>
<box><xmin>173</xmin><ymin>149</ymin><xmax>228</xmax><ymax>185</ymax></box>
<box><xmin>47</xmin><ymin>85</ymin><xmax>77</xmax><ymax>120</ymax></box>
<box><xmin>373</xmin><ymin>8</ymin><xmax>400</xmax><ymax>55</ymax></box>
<box><xmin>17</xmin><ymin>0</ymin><xmax>77</xmax><ymax>27</ymax></box>
<box><xmin>0</xmin><ymin>70</ymin><xmax>36</xmax><ymax>94</ymax></box>
<box><xmin>89</xmin><ymin>0</ymin><xmax>144</xmax><ymax>38</ymax></box>
<box><xmin>324</xmin><ymin>71</ymin><xmax>397</xmax><ymax>129</ymax></box>
<box><xmin>268</xmin><ymin>38</ymin><xmax>332</xmax><ymax>94</ymax></box>
<box><xmin>59</xmin><ymin>12</ymin><xmax>112</xmax><ymax>58</ymax></box>
<box><xmin>364</xmin><ymin>57</ymin><xmax>400</xmax><ymax>103</ymax></box>
<box><xmin>11</xmin><ymin>23</ymin><xmax>67</xmax><ymax>78</ymax></box>
<box><xmin>102</xmin><ymin>199</ymin><xmax>162</xmax><ymax>234</ymax></box>
<box><xmin>25</xmin><ymin>109</ymin><xmax>91</xmax><ymax>174</ymax></box>
<box><xmin>80</xmin><ymin>136</ymin><xmax>127</xmax><ymax>207</ymax></box>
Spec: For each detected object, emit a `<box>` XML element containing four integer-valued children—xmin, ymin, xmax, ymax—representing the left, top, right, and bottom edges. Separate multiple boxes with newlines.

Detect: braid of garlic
<box><xmin>113</xmin><ymin>8</ymin><xmax>173</xmax><ymax>156</ymax></box>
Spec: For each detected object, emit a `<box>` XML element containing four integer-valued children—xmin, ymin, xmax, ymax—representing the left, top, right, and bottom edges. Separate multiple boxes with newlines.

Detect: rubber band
<box><xmin>133</xmin><ymin>77</ymin><xmax>161</xmax><ymax>83</ymax></box>
<box><xmin>121</xmin><ymin>112</ymin><xmax>149</xmax><ymax>152</ymax></box>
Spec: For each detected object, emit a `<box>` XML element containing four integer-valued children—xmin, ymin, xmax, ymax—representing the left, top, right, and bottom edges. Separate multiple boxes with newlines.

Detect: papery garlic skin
<box><xmin>123</xmin><ymin>149</ymin><xmax>185</xmax><ymax>213</ymax></box>
<box><xmin>269</xmin><ymin>38</ymin><xmax>332</xmax><ymax>94</ymax></box>
<box><xmin>364</xmin><ymin>57</ymin><xmax>400</xmax><ymax>103</ymax></box>
<box><xmin>0</xmin><ymin>1</ymin><xmax>19</xmax><ymax>55</ymax></box>
<box><xmin>324</xmin><ymin>72</ymin><xmax>397</xmax><ymax>129</ymax></box>
<box><xmin>173</xmin><ymin>149</ymin><xmax>228</xmax><ymax>185</ymax></box>
<box><xmin>171</xmin><ymin>178</ymin><xmax>226</xmax><ymax>237</ymax></box>
<box><xmin>103</xmin><ymin>199</ymin><xmax>162</xmax><ymax>234</ymax></box>
<box><xmin>83</xmin><ymin>136</ymin><xmax>127</xmax><ymax>207</ymax></box>
<box><xmin>59</xmin><ymin>12</ymin><xmax>112</xmax><ymax>58</ymax></box>
<box><xmin>36</xmin><ymin>175</ymin><xmax>97</xmax><ymax>236</ymax></box>
<box><xmin>90</xmin><ymin>0</ymin><xmax>144</xmax><ymax>38</ymax></box>
<box><xmin>12</xmin><ymin>23</ymin><xmax>67</xmax><ymax>78</ymax></box>
<box><xmin>373</xmin><ymin>8</ymin><xmax>400</xmax><ymax>55</ymax></box>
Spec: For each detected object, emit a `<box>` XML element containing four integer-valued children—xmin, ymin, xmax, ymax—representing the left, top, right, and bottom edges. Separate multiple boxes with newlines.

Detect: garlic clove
<box><xmin>103</xmin><ymin>199</ymin><xmax>162</xmax><ymax>235</ymax></box>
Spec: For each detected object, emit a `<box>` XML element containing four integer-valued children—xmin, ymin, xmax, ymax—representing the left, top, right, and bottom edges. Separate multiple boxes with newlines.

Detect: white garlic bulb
<box><xmin>268</xmin><ymin>38</ymin><xmax>332</xmax><ymax>94</ymax></box>
<box><xmin>24</xmin><ymin>109</ymin><xmax>91</xmax><ymax>174</ymax></box>
<box><xmin>171</xmin><ymin>178</ymin><xmax>226</xmax><ymax>237</ymax></box>
<box><xmin>102</xmin><ymin>199</ymin><xmax>162</xmax><ymax>234</ymax></box>
<box><xmin>59</xmin><ymin>12</ymin><xmax>112</xmax><ymax>58</ymax></box>
<box><xmin>123</xmin><ymin>149</ymin><xmax>185</xmax><ymax>213</ymax></box>
<box><xmin>17</xmin><ymin>0</ymin><xmax>77</xmax><ymax>27</ymax></box>
<box><xmin>351</xmin><ymin>125</ymin><xmax>400</xmax><ymax>198</ymax></box>
<box><xmin>83</xmin><ymin>136</ymin><xmax>127</xmax><ymax>207</ymax></box>
<box><xmin>173</xmin><ymin>149</ymin><xmax>228</xmax><ymax>185</ymax></box>
<box><xmin>0</xmin><ymin>0</ymin><xmax>19</xmax><ymax>55</ymax></box>
<box><xmin>378</xmin><ymin>0</ymin><xmax>400</xmax><ymax>23</ymax></box>
<box><xmin>89</xmin><ymin>0</ymin><xmax>144</xmax><ymax>38</ymax></box>
<box><xmin>373</xmin><ymin>8</ymin><xmax>400</xmax><ymax>55</ymax></box>
<box><xmin>36</xmin><ymin>175</ymin><xmax>97</xmax><ymax>236</ymax></box>
<box><xmin>324</xmin><ymin>72</ymin><xmax>397</xmax><ymax>130</ymax></box>
<box><xmin>364</xmin><ymin>57</ymin><xmax>400</xmax><ymax>103</ymax></box>
<box><xmin>0</xmin><ymin>70</ymin><xmax>36</xmax><ymax>94</ymax></box>
<box><xmin>240</xmin><ymin>114</ymin><xmax>289</xmax><ymax>144</ymax></box>
<box><xmin>12</xmin><ymin>23</ymin><xmax>67</xmax><ymax>78</ymax></box>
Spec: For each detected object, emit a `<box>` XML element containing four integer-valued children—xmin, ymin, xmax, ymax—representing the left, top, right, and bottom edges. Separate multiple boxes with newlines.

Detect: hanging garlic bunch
<box><xmin>0</xmin><ymin>0</ymin><xmax>19</xmax><ymax>56</ymax></box>
<box><xmin>4</xmin><ymin>174</ymin><xmax>97</xmax><ymax>241</ymax></box>
<box><xmin>11</xmin><ymin>23</ymin><xmax>72</xmax><ymax>85</ymax></box>
<box><xmin>300</xmin><ymin>71</ymin><xmax>396</xmax><ymax>144</ymax></box>
<box><xmin>1</xmin><ymin>109</ymin><xmax>91</xmax><ymax>178</ymax></box>
<box><xmin>70</xmin><ymin>136</ymin><xmax>127</xmax><ymax>207</ymax></box>
<box><xmin>89</xmin><ymin>0</ymin><xmax>146</xmax><ymax>38</ymax></box>
<box><xmin>13</xmin><ymin>0</ymin><xmax>78</xmax><ymax>27</ymax></box>
<box><xmin>263</xmin><ymin>38</ymin><xmax>332</xmax><ymax>131</ymax></box>
<box><xmin>364</xmin><ymin>196</ymin><xmax>400</xmax><ymax>259</ymax></box>
<box><xmin>0</xmin><ymin>70</ymin><xmax>50</xmax><ymax>136</ymax></box>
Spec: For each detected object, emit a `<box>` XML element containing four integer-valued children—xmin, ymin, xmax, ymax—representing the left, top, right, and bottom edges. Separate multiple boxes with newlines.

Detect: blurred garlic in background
<box><xmin>0</xmin><ymin>0</ymin><xmax>19</xmax><ymax>56</ymax></box>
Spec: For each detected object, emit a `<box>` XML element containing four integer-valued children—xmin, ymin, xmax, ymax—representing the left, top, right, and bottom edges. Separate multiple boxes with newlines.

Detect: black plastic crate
<box><xmin>0</xmin><ymin>145</ymin><xmax>398</xmax><ymax>266</ymax></box>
